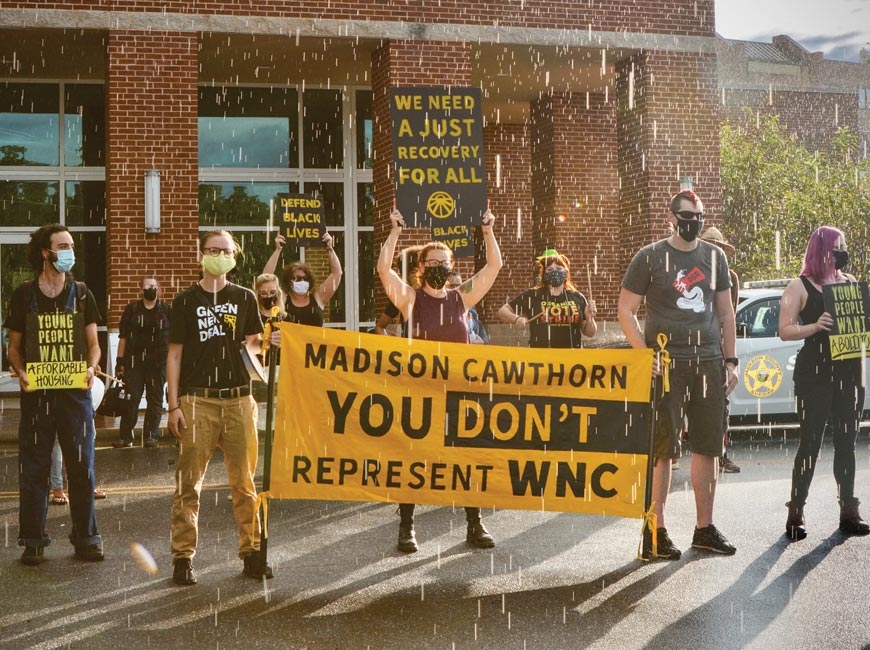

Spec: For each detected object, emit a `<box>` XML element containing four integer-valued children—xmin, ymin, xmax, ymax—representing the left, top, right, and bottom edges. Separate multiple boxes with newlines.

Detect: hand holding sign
<box><xmin>481</xmin><ymin>208</ymin><xmax>495</xmax><ymax>232</ymax></box>
<box><xmin>389</xmin><ymin>209</ymin><xmax>406</xmax><ymax>230</ymax></box>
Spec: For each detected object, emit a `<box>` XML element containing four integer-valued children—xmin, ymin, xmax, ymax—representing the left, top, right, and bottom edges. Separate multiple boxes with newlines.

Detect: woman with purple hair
<box><xmin>778</xmin><ymin>226</ymin><xmax>869</xmax><ymax>540</ymax></box>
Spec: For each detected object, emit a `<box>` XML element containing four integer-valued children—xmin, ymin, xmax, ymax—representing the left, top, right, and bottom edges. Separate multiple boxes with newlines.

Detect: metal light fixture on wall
<box><xmin>679</xmin><ymin>175</ymin><xmax>694</xmax><ymax>191</ymax></box>
<box><xmin>144</xmin><ymin>170</ymin><xmax>161</xmax><ymax>233</ymax></box>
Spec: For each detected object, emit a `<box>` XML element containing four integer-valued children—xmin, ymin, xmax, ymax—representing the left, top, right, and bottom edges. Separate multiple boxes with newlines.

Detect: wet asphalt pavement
<box><xmin>1</xmin><ymin>430</ymin><xmax>869</xmax><ymax>650</ymax></box>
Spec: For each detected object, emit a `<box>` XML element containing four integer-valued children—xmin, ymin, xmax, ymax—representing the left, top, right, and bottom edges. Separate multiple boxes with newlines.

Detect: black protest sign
<box><xmin>822</xmin><ymin>281</ymin><xmax>870</xmax><ymax>360</ymax></box>
<box><xmin>277</xmin><ymin>193</ymin><xmax>326</xmax><ymax>247</ymax></box>
<box><xmin>390</xmin><ymin>86</ymin><xmax>486</xmax><ymax>256</ymax></box>
<box><xmin>24</xmin><ymin>311</ymin><xmax>88</xmax><ymax>390</ymax></box>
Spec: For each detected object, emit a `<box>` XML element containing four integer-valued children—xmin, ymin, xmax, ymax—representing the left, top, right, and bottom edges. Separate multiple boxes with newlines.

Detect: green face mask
<box><xmin>202</xmin><ymin>254</ymin><xmax>236</xmax><ymax>277</ymax></box>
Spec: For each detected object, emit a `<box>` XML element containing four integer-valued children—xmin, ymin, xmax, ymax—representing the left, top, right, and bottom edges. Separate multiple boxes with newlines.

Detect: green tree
<box><xmin>721</xmin><ymin>110</ymin><xmax>870</xmax><ymax>283</ymax></box>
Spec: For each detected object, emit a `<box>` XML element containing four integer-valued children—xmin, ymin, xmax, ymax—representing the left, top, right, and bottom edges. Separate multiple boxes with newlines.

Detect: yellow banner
<box><xmin>269</xmin><ymin>324</ymin><xmax>654</xmax><ymax>519</ymax></box>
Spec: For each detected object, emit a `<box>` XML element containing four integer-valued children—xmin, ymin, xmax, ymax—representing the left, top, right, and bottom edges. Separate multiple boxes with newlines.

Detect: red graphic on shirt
<box><xmin>673</xmin><ymin>267</ymin><xmax>706</xmax><ymax>293</ymax></box>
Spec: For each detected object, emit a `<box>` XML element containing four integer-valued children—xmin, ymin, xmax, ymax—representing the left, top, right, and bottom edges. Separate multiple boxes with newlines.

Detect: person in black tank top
<box><xmin>377</xmin><ymin>207</ymin><xmax>503</xmax><ymax>554</ymax></box>
<box><xmin>778</xmin><ymin>226</ymin><xmax>868</xmax><ymax>540</ymax></box>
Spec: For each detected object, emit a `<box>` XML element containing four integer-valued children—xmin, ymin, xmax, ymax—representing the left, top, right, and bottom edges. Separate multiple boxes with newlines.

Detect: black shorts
<box><xmin>654</xmin><ymin>358</ymin><xmax>727</xmax><ymax>460</ymax></box>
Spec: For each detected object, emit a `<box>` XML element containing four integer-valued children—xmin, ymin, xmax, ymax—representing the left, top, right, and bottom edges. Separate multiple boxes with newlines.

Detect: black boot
<box><xmin>465</xmin><ymin>508</ymin><xmax>495</xmax><ymax>548</ymax></box>
<box><xmin>839</xmin><ymin>497</ymin><xmax>870</xmax><ymax>535</ymax></box>
<box><xmin>397</xmin><ymin>503</ymin><xmax>418</xmax><ymax>553</ymax></box>
<box><xmin>785</xmin><ymin>501</ymin><xmax>807</xmax><ymax>541</ymax></box>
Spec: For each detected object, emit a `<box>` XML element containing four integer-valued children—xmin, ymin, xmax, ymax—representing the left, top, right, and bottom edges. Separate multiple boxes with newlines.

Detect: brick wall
<box><xmin>106</xmin><ymin>30</ymin><xmax>199</xmax><ymax>327</ymax></box>
<box><xmin>2</xmin><ymin>1</ymin><xmax>716</xmax><ymax>36</ymax></box>
<box><xmin>531</xmin><ymin>92</ymin><xmax>619</xmax><ymax>320</ymax></box>
<box><xmin>721</xmin><ymin>89</ymin><xmax>859</xmax><ymax>154</ymax></box>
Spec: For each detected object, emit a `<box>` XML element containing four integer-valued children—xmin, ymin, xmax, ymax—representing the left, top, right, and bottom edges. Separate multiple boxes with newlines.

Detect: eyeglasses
<box><xmin>203</xmin><ymin>247</ymin><xmax>235</xmax><ymax>257</ymax></box>
<box><xmin>423</xmin><ymin>259</ymin><xmax>452</xmax><ymax>268</ymax></box>
<box><xmin>673</xmin><ymin>211</ymin><xmax>703</xmax><ymax>220</ymax></box>
<box><xmin>292</xmin><ymin>274</ymin><xmax>308</xmax><ymax>281</ymax></box>
<box><xmin>258</xmin><ymin>291</ymin><xmax>278</xmax><ymax>298</ymax></box>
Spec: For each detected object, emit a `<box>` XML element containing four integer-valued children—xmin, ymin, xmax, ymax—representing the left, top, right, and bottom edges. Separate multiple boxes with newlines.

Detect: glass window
<box><xmin>302</xmin><ymin>182</ymin><xmax>344</xmax><ymax>228</ymax></box>
<box><xmin>73</xmin><ymin>230</ymin><xmax>108</xmax><ymax>321</ymax></box>
<box><xmin>303</xmin><ymin>89</ymin><xmax>342</xmax><ymax>169</ymax></box>
<box><xmin>198</xmin><ymin>87</ymin><xmax>298</xmax><ymax>167</ymax></box>
<box><xmin>0</xmin><ymin>83</ymin><xmax>59</xmax><ymax>166</ymax></box>
<box><xmin>357</xmin><ymin>183</ymin><xmax>373</xmax><ymax>227</ymax></box>
<box><xmin>65</xmin><ymin>181</ymin><xmax>105</xmax><ymax>227</ymax></box>
<box><xmin>64</xmin><ymin>84</ymin><xmax>105</xmax><ymax>167</ymax></box>
<box><xmin>0</xmin><ymin>180</ymin><xmax>59</xmax><ymax>227</ymax></box>
<box><xmin>199</xmin><ymin>182</ymin><xmax>296</xmax><ymax>228</ymax></box>
<box><xmin>356</xmin><ymin>90</ymin><xmax>373</xmax><ymax>170</ymax></box>
<box><xmin>357</xmin><ymin>230</ymin><xmax>377</xmax><ymax>325</ymax></box>
<box><xmin>737</xmin><ymin>298</ymin><xmax>780</xmax><ymax>338</ymax></box>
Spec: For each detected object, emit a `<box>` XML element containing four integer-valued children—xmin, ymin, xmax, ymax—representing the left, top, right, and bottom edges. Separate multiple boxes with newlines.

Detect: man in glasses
<box><xmin>112</xmin><ymin>276</ymin><xmax>171</xmax><ymax>448</ymax></box>
<box><xmin>618</xmin><ymin>189</ymin><xmax>738</xmax><ymax>561</ymax></box>
<box><xmin>166</xmin><ymin>230</ymin><xmax>269</xmax><ymax>586</ymax></box>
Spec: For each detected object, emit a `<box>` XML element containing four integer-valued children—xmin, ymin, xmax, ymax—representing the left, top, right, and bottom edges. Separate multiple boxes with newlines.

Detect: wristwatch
<box><xmin>724</xmin><ymin>357</ymin><xmax>739</xmax><ymax>366</ymax></box>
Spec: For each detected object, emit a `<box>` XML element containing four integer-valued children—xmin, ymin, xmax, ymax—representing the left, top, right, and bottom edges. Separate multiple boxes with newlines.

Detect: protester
<box><xmin>262</xmin><ymin>231</ymin><xmax>342</xmax><ymax>328</ymax></box>
<box><xmin>112</xmin><ymin>275</ymin><xmax>170</xmax><ymax>448</ymax></box>
<box><xmin>618</xmin><ymin>189</ymin><xmax>738</xmax><ymax>560</ymax></box>
<box><xmin>778</xmin><ymin>226</ymin><xmax>868</xmax><ymax>540</ymax></box>
<box><xmin>166</xmin><ymin>230</ymin><xmax>269</xmax><ymax>585</ymax></box>
<box><xmin>497</xmin><ymin>248</ymin><xmax>596</xmax><ymax>347</ymax></box>
<box><xmin>699</xmin><ymin>226</ymin><xmax>741</xmax><ymax>474</ymax></box>
<box><xmin>4</xmin><ymin>223</ymin><xmax>104</xmax><ymax>564</ymax></box>
<box><xmin>377</xmin><ymin>207</ymin><xmax>503</xmax><ymax>553</ymax></box>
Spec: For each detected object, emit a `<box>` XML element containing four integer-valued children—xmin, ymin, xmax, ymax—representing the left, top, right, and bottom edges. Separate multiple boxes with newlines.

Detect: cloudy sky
<box><xmin>715</xmin><ymin>0</ymin><xmax>870</xmax><ymax>62</ymax></box>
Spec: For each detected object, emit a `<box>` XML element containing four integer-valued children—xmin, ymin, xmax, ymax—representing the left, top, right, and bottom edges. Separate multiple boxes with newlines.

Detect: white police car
<box><xmin>731</xmin><ymin>279</ymin><xmax>870</xmax><ymax>427</ymax></box>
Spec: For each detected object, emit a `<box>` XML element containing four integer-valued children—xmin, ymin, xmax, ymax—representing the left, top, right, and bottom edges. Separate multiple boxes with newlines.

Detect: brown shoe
<box><xmin>785</xmin><ymin>501</ymin><xmax>807</xmax><ymax>541</ymax></box>
<box><xmin>839</xmin><ymin>497</ymin><xmax>870</xmax><ymax>535</ymax></box>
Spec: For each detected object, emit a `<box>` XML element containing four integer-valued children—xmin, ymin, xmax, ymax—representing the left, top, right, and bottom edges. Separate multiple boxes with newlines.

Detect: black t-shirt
<box><xmin>284</xmin><ymin>299</ymin><xmax>324</xmax><ymax>326</ymax></box>
<box><xmin>169</xmin><ymin>283</ymin><xmax>263</xmax><ymax>389</ymax></box>
<box><xmin>4</xmin><ymin>278</ymin><xmax>101</xmax><ymax>352</ymax></box>
<box><xmin>118</xmin><ymin>300</ymin><xmax>171</xmax><ymax>366</ymax></box>
<box><xmin>508</xmin><ymin>288</ymin><xmax>588</xmax><ymax>349</ymax></box>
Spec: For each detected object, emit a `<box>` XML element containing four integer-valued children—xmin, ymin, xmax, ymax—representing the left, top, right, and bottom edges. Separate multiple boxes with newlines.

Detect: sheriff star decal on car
<box><xmin>743</xmin><ymin>354</ymin><xmax>783</xmax><ymax>398</ymax></box>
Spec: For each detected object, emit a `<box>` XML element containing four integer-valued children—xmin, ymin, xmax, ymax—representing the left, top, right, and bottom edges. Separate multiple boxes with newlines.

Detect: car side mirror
<box><xmin>736</xmin><ymin>322</ymin><xmax>748</xmax><ymax>337</ymax></box>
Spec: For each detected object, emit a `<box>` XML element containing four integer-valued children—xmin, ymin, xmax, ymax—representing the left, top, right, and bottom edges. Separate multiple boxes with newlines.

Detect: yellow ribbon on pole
<box><xmin>656</xmin><ymin>332</ymin><xmax>670</xmax><ymax>394</ymax></box>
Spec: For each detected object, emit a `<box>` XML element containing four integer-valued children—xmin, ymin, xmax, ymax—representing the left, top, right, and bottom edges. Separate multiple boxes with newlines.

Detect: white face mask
<box><xmin>291</xmin><ymin>280</ymin><xmax>310</xmax><ymax>295</ymax></box>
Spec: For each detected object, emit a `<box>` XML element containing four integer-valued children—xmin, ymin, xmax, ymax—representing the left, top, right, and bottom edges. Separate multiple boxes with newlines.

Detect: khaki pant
<box><xmin>171</xmin><ymin>393</ymin><xmax>260</xmax><ymax>559</ymax></box>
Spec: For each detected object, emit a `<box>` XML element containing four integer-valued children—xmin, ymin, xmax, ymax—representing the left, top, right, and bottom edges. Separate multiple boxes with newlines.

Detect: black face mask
<box><xmin>143</xmin><ymin>287</ymin><xmax>157</xmax><ymax>301</ymax></box>
<box><xmin>259</xmin><ymin>295</ymin><xmax>278</xmax><ymax>309</ymax></box>
<box><xmin>676</xmin><ymin>217</ymin><xmax>703</xmax><ymax>242</ymax></box>
<box><xmin>423</xmin><ymin>266</ymin><xmax>452</xmax><ymax>290</ymax></box>
<box><xmin>833</xmin><ymin>249</ymin><xmax>849</xmax><ymax>270</ymax></box>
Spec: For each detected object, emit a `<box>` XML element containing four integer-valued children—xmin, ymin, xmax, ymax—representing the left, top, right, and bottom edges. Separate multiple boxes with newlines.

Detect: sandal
<box><xmin>51</xmin><ymin>490</ymin><xmax>68</xmax><ymax>506</ymax></box>
<box><xmin>93</xmin><ymin>489</ymin><xmax>107</xmax><ymax>500</ymax></box>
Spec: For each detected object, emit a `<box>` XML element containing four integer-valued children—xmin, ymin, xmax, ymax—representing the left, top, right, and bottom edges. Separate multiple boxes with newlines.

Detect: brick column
<box><xmin>617</xmin><ymin>51</ymin><xmax>722</xmax><ymax>264</ymax></box>
<box><xmin>105</xmin><ymin>31</ymin><xmax>199</xmax><ymax>328</ymax></box>
<box><xmin>530</xmin><ymin>92</ymin><xmax>619</xmax><ymax>320</ymax></box>
<box><xmin>371</xmin><ymin>41</ymin><xmax>475</xmax><ymax>309</ymax></box>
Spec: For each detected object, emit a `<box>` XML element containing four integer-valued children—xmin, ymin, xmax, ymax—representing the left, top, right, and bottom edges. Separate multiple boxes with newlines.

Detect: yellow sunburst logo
<box><xmin>427</xmin><ymin>191</ymin><xmax>455</xmax><ymax>220</ymax></box>
<box><xmin>743</xmin><ymin>354</ymin><xmax>783</xmax><ymax>398</ymax></box>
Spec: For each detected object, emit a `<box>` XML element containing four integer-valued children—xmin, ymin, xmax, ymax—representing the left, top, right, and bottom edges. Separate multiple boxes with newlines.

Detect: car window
<box><xmin>737</xmin><ymin>298</ymin><xmax>781</xmax><ymax>338</ymax></box>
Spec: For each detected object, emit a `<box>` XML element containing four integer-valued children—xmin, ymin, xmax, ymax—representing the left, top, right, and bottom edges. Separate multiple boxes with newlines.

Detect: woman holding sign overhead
<box><xmin>778</xmin><ymin>226</ymin><xmax>868</xmax><ymax>540</ymax></box>
<box><xmin>262</xmin><ymin>231</ymin><xmax>342</xmax><ymax>328</ymax></box>
<box><xmin>377</xmin><ymin>205</ymin><xmax>503</xmax><ymax>553</ymax></box>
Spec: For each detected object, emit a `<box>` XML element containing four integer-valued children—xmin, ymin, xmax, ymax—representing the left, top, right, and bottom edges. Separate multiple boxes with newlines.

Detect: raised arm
<box><xmin>377</xmin><ymin>209</ymin><xmax>416</xmax><ymax>322</ymax></box>
<box><xmin>262</xmin><ymin>233</ymin><xmax>285</xmax><ymax>276</ymax></box>
<box><xmin>461</xmin><ymin>209</ymin><xmax>503</xmax><ymax>309</ymax></box>
<box><xmin>314</xmin><ymin>231</ymin><xmax>343</xmax><ymax>308</ymax></box>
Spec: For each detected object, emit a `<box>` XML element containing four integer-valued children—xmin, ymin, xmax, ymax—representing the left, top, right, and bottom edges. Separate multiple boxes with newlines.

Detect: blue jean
<box><xmin>118</xmin><ymin>362</ymin><xmax>166</xmax><ymax>443</ymax></box>
<box><xmin>50</xmin><ymin>438</ymin><xmax>63</xmax><ymax>491</ymax></box>
<box><xmin>18</xmin><ymin>389</ymin><xmax>101</xmax><ymax>549</ymax></box>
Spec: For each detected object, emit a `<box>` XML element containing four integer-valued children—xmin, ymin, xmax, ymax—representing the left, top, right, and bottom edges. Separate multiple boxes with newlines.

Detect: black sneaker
<box><xmin>641</xmin><ymin>526</ymin><xmax>682</xmax><ymax>560</ymax></box>
<box><xmin>74</xmin><ymin>543</ymin><xmax>104</xmax><ymax>562</ymax></box>
<box><xmin>173</xmin><ymin>557</ymin><xmax>197</xmax><ymax>585</ymax></box>
<box><xmin>21</xmin><ymin>545</ymin><xmax>45</xmax><ymax>566</ymax></box>
<box><xmin>112</xmin><ymin>440</ymin><xmax>133</xmax><ymax>448</ymax></box>
<box><xmin>242</xmin><ymin>551</ymin><xmax>274</xmax><ymax>580</ymax></box>
<box><xmin>692</xmin><ymin>524</ymin><xmax>736</xmax><ymax>555</ymax></box>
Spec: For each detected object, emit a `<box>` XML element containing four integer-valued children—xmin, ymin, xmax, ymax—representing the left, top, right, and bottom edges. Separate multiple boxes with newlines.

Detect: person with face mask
<box><xmin>4</xmin><ymin>224</ymin><xmax>105</xmax><ymax>565</ymax></box>
<box><xmin>377</xmin><ymin>205</ymin><xmax>503</xmax><ymax>553</ymax></box>
<box><xmin>778</xmin><ymin>226</ymin><xmax>868</xmax><ymax>541</ymax></box>
<box><xmin>497</xmin><ymin>249</ymin><xmax>597</xmax><ymax>348</ymax></box>
<box><xmin>261</xmin><ymin>231</ymin><xmax>342</xmax><ymax>329</ymax></box>
<box><xmin>619</xmin><ymin>189</ymin><xmax>738</xmax><ymax>561</ymax></box>
<box><xmin>165</xmin><ymin>230</ymin><xmax>270</xmax><ymax>586</ymax></box>
<box><xmin>111</xmin><ymin>276</ymin><xmax>171</xmax><ymax>448</ymax></box>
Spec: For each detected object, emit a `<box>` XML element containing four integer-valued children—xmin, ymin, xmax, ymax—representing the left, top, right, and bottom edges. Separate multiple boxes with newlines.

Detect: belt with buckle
<box><xmin>180</xmin><ymin>385</ymin><xmax>251</xmax><ymax>399</ymax></box>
